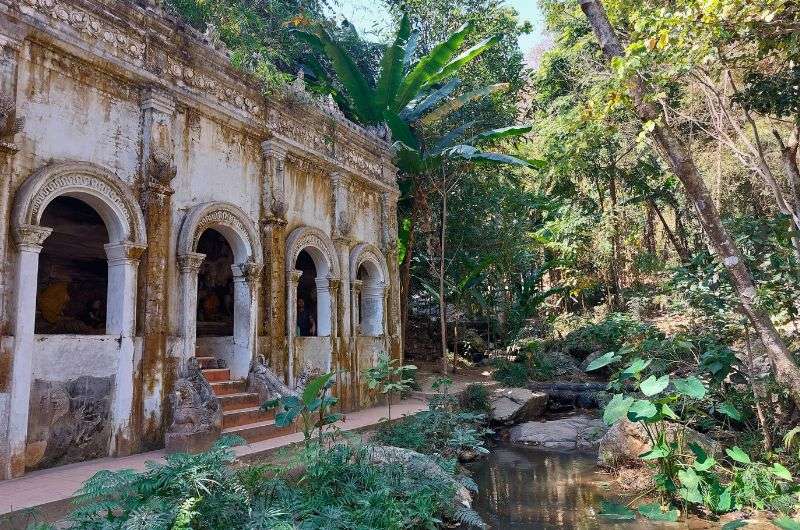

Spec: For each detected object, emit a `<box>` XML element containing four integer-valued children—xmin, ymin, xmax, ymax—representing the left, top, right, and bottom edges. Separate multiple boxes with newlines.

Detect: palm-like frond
<box><xmin>420</xmin><ymin>82</ymin><xmax>509</xmax><ymax>125</ymax></box>
<box><xmin>293</xmin><ymin>27</ymin><xmax>379</xmax><ymax>123</ymax></box>
<box><xmin>426</xmin><ymin>34</ymin><xmax>501</xmax><ymax>87</ymax></box>
<box><xmin>376</xmin><ymin>13</ymin><xmax>411</xmax><ymax>109</ymax></box>
<box><xmin>392</xmin><ymin>22</ymin><xmax>475</xmax><ymax>112</ymax></box>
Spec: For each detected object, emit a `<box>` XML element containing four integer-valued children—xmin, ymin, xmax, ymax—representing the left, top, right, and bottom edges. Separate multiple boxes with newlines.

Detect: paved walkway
<box><xmin>0</xmin><ymin>398</ymin><xmax>427</xmax><ymax>519</ymax></box>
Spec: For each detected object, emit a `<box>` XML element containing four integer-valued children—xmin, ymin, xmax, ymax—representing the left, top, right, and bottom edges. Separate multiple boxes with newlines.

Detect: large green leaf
<box><xmin>640</xmin><ymin>374</ymin><xmax>669</xmax><ymax>396</ymax></box>
<box><xmin>445</xmin><ymin>144</ymin><xmax>538</xmax><ymax>167</ymax></box>
<box><xmin>621</xmin><ymin>358</ymin><xmax>651</xmax><ymax>378</ymax></box>
<box><xmin>718</xmin><ymin>402</ymin><xmax>743</xmax><ymax>421</ymax></box>
<box><xmin>393</xmin><ymin>22</ymin><xmax>475</xmax><ymax>111</ymax></box>
<box><xmin>637</xmin><ymin>503</ymin><xmax>679</xmax><ymax>522</ymax></box>
<box><xmin>301</xmin><ymin>372</ymin><xmax>335</xmax><ymax>405</ymax></box>
<box><xmin>426</xmin><ymin>34</ymin><xmax>502</xmax><ymax>87</ymax></box>
<box><xmin>603</xmin><ymin>394</ymin><xmax>635</xmax><ymax>425</ymax></box>
<box><xmin>725</xmin><ymin>446</ymin><xmax>751</xmax><ymax>465</ymax></box>
<box><xmin>430</xmin><ymin>120</ymin><xmax>476</xmax><ymax>155</ymax></box>
<box><xmin>376</xmin><ymin>13</ymin><xmax>411</xmax><ymax>109</ymax></box>
<box><xmin>585</xmin><ymin>351</ymin><xmax>621</xmax><ymax>371</ymax></box>
<box><xmin>770</xmin><ymin>462</ymin><xmax>792</xmax><ymax>481</ymax></box>
<box><xmin>627</xmin><ymin>399</ymin><xmax>658</xmax><ymax>421</ymax></box>
<box><xmin>598</xmin><ymin>501</ymin><xmax>635</xmax><ymax>520</ymax></box>
<box><xmin>470</xmin><ymin>124</ymin><xmax>534</xmax><ymax>144</ymax></box>
<box><xmin>384</xmin><ymin>111</ymin><xmax>420</xmax><ymax>151</ymax></box>
<box><xmin>421</xmin><ymin>83</ymin><xmax>509</xmax><ymax>125</ymax></box>
<box><xmin>403</xmin><ymin>78</ymin><xmax>461</xmax><ymax>122</ymax></box>
<box><xmin>673</xmin><ymin>376</ymin><xmax>706</xmax><ymax>399</ymax></box>
<box><xmin>294</xmin><ymin>27</ymin><xmax>379</xmax><ymax>123</ymax></box>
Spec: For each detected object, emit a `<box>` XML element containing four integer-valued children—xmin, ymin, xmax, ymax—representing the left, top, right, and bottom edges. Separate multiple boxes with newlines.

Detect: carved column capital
<box><xmin>140</xmin><ymin>88</ymin><xmax>176</xmax><ymax>115</ymax></box>
<box><xmin>289</xmin><ymin>269</ymin><xmax>302</xmax><ymax>284</ymax></box>
<box><xmin>262</xmin><ymin>139</ymin><xmax>289</xmax><ymax>219</ymax></box>
<box><xmin>140</xmin><ymin>88</ymin><xmax>177</xmax><ymax>193</ymax></box>
<box><xmin>177</xmin><ymin>252</ymin><xmax>205</xmax><ymax>273</ymax></box>
<box><xmin>104</xmin><ymin>241</ymin><xmax>147</xmax><ymax>265</ymax></box>
<box><xmin>261</xmin><ymin>139</ymin><xmax>289</xmax><ymax>160</ymax></box>
<box><xmin>13</xmin><ymin>224</ymin><xmax>52</xmax><ymax>252</ymax></box>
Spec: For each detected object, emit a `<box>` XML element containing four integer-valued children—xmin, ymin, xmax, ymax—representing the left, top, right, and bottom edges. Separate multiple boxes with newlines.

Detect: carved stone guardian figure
<box><xmin>165</xmin><ymin>358</ymin><xmax>222</xmax><ymax>454</ymax></box>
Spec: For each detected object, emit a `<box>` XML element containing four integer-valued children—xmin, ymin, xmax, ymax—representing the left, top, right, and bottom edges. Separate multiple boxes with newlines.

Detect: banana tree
<box><xmin>293</xmin><ymin>14</ymin><xmax>542</xmax><ymax>363</ymax></box>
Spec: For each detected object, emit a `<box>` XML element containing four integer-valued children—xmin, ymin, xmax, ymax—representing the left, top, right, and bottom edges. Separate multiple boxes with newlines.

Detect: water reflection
<box><xmin>468</xmin><ymin>443</ymin><xmax>678</xmax><ymax>529</ymax></box>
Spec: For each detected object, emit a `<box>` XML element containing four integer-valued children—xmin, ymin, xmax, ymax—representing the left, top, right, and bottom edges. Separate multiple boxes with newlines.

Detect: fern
<box><xmin>453</xmin><ymin>506</ymin><xmax>488</xmax><ymax>529</ymax></box>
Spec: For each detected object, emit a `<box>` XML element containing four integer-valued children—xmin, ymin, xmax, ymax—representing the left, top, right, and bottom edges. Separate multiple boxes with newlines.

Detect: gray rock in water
<box><xmin>597</xmin><ymin>418</ymin><xmax>721</xmax><ymax>468</ymax></box>
<box><xmin>490</xmin><ymin>388</ymin><xmax>548</xmax><ymax>424</ymax></box>
<box><xmin>510</xmin><ymin>414</ymin><xmax>607</xmax><ymax>450</ymax></box>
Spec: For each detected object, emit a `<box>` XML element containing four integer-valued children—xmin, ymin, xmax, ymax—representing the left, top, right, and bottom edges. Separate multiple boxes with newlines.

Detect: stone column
<box><xmin>230</xmin><ymin>262</ymin><xmax>261</xmax><ymax>380</ymax></box>
<box><xmin>362</xmin><ymin>281</ymin><xmax>386</xmax><ymax>337</ymax></box>
<box><xmin>137</xmin><ymin>89</ymin><xmax>176</xmax><ymax>450</ymax></box>
<box><xmin>261</xmin><ymin>140</ymin><xmax>289</xmax><ymax>381</ymax></box>
<box><xmin>286</xmin><ymin>269</ymin><xmax>301</xmax><ymax>385</ymax></box>
<box><xmin>177</xmin><ymin>253</ymin><xmax>205</xmax><ymax>361</ymax></box>
<box><xmin>315</xmin><ymin>277</ymin><xmax>333</xmax><ymax>338</ymax></box>
<box><xmin>0</xmin><ymin>33</ymin><xmax>25</xmax><ymax>335</ymax></box>
<box><xmin>3</xmin><ymin>225</ymin><xmax>51</xmax><ymax>479</ymax></box>
<box><xmin>350</xmin><ymin>279</ymin><xmax>363</xmax><ymax>338</ymax></box>
<box><xmin>104</xmin><ymin>241</ymin><xmax>146</xmax><ymax>456</ymax></box>
<box><xmin>381</xmin><ymin>191</ymin><xmax>403</xmax><ymax>362</ymax></box>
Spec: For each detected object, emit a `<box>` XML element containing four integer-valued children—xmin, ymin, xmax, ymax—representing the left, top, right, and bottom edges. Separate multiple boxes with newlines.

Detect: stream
<box><xmin>467</xmin><ymin>443</ymin><xmax>677</xmax><ymax>529</ymax></box>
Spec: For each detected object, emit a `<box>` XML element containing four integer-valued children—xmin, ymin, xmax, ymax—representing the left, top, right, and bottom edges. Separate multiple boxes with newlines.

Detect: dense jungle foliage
<box><xmin>31</xmin><ymin>0</ymin><xmax>800</xmax><ymax>526</ymax></box>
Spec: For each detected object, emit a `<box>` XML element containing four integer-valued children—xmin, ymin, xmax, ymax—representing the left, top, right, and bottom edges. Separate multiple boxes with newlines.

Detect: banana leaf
<box><xmin>376</xmin><ymin>13</ymin><xmax>411</xmax><ymax>109</ymax></box>
<box><xmin>469</xmin><ymin>124</ymin><xmax>533</xmax><ymax>144</ymax></box>
<box><xmin>421</xmin><ymin>83</ymin><xmax>509</xmax><ymax>125</ymax></box>
<box><xmin>426</xmin><ymin>34</ymin><xmax>502</xmax><ymax>87</ymax></box>
<box><xmin>293</xmin><ymin>27</ymin><xmax>379</xmax><ymax>123</ymax></box>
<box><xmin>445</xmin><ymin>144</ymin><xmax>541</xmax><ymax>167</ymax></box>
<box><xmin>401</xmin><ymin>78</ymin><xmax>461</xmax><ymax>121</ymax></box>
<box><xmin>392</xmin><ymin>22</ymin><xmax>475</xmax><ymax>112</ymax></box>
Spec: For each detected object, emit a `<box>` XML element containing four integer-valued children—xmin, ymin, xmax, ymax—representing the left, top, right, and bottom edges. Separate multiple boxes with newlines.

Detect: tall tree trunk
<box><xmin>400</xmin><ymin>182</ymin><xmax>426</xmax><ymax>354</ymax></box>
<box><xmin>439</xmin><ymin>175</ymin><xmax>449</xmax><ymax>375</ymax></box>
<box><xmin>579</xmin><ymin>0</ymin><xmax>800</xmax><ymax>407</ymax></box>
<box><xmin>607</xmin><ymin>171</ymin><xmax>623</xmax><ymax>309</ymax></box>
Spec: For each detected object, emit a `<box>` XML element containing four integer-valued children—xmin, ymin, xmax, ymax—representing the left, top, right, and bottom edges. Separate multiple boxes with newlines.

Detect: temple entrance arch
<box><xmin>349</xmin><ymin>243</ymin><xmax>388</xmax><ymax>337</ymax></box>
<box><xmin>7</xmin><ymin>162</ymin><xmax>147</xmax><ymax>476</ymax></box>
<box><xmin>285</xmin><ymin>226</ymin><xmax>340</xmax><ymax>385</ymax></box>
<box><xmin>176</xmin><ymin>202</ymin><xmax>262</xmax><ymax>380</ymax></box>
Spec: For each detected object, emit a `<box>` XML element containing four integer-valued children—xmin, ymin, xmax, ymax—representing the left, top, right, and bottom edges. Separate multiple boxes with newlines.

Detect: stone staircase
<box><xmin>196</xmin><ymin>356</ymin><xmax>296</xmax><ymax>443</ymax></box>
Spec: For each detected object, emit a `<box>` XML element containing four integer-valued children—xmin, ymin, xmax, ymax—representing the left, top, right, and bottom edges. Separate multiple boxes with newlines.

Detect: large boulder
<box><xmin>366</xmin><ymin>445</ymin><xmax>472</xmax><ymax>508</ymax></box>
<box><xmin>510</xmin><ymin>414</ymin><xmax>608</xmax><ymax>450</ymax></box>
<box><xmin>597</xmin><ymin>419</ymin><xmax>721</xmax><ymax>468</ymax></box>
<box><xmin>489</xmin><ymin>388</ymin><xmax>548</xmax><ymax>424</ymax></box>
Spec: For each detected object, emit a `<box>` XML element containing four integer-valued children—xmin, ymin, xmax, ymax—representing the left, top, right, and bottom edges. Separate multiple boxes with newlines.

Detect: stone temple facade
<box><xmin>0</xmin><ymin>0</ymin><xmax>401</xmax><ymax>480</ymax></box>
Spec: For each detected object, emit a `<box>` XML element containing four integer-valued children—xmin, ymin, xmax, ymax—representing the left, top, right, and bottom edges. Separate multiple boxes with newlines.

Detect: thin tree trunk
<box><xmin>744</xmin><ymin>324</ymin><xmax>772</xmax><ymax>451</ymax></box>
<box><xmin>400</xmin><ymin>182</ymin><xmax>425</xmax><ymax>354</ymax></box>
<box><xmin>648</xmin><ymin>198</ymin><xmax>690</xmax><ymax>262</ymax></box>
<box><xmin>579</xmin><ymin>0</ymin><xmax>800</xmax><ymax>407</ymax></box>
<box><xmin>439</xmin><ymin>174</ymin><xmax>448</xmax><ymax>375</ymax></box>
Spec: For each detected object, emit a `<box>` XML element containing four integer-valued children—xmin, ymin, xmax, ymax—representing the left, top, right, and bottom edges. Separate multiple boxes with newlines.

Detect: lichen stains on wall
<box><xmin>0</xmin><ymin>348</ymin><xmax>11</xmax><ymax>393</ymax></box>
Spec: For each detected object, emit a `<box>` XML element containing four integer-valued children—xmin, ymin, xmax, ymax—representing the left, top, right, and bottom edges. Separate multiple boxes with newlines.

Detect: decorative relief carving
<box><xmin>0</xmin><ymin>90</ymin><xmax>24</xmax><ymax>144</ymax></box>
<box><xmin>349</xmin><ymin>243</ymin><xmax>389</xmax><ymax>283</ymax></box>
<box><xmin>14</xmin><ymin>162</ymin><xmax>147</xmax><ymax>246</ymax></box>
<box><xmin>14</xmin><ymin>224</ymin><xmax>53</xmax><ymax>250</ymax></box>
<box><xmin>177</xmin><ymin>252</ymin><xmax>206</xmax><ymax>273</ymax></box>
<box><xmin>21</xmin><ymin>0</ymin><xmax>145</xmax><ymax>63</ymax></box>
<box><xmin>285</xmin><ymin>227</ymin><xmax>340</xmax><ymax>278</ymax></box>
<box><xmin>192</xmin><ymin>209</ymin><xmax>248</xmax><ymax>250</ymax></box>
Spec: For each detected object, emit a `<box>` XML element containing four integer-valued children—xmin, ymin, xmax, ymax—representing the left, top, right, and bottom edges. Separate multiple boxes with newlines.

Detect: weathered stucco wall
<box><xmin>0</xmin><ymin>0</ymin><xmax>402</xmax><ymax>480</ymax></box>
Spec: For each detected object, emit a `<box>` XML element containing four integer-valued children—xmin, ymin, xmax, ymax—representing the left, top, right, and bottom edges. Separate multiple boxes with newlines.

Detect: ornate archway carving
<box><xmin>285</xmin><ymin>226</ymin><xmax>340</xmax><ymax>277</ymax></box>
<box><xmin>349</xmin><ymin>243</ymin><xmax>388</xmax><ymax>283</ymax></box>
<box><xmin>177</xmin><ymin>201</ymin><xmax>262</xmax><ymax>264</ymax></box>
<box><xmin>12</xmin><ymin>160</ymin><xmax>147</xmax><ymax>245</ymax></box>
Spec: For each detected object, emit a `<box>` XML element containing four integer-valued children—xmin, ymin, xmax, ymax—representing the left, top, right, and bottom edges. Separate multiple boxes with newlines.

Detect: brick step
<box><xmin>202</xmin><ymin>368</ymin><xmax>231</xmax><ymax>382</ymax></box>
<box><xmin>223</xmin><ymin>419</ymin><xmax>295</xmax><ymax>444</ymax></box>
<box><xmin>196</xmin><ymin>356</ymin><xmax>220</xmax><ymax>369</ymax></box>
<box><xmin>217</xmin><ymin>392</ymin><xmax>261</xmax><ymax>412</ymax></box>
<box><xmin>223</xmin><ymin>406</ymin><xmax>276</xmax><ymax>429</ymax></box>
<box><xmin>210</xmin><ymin>379</ymin><xmax>247</xmax><ymax>396</ymax></box>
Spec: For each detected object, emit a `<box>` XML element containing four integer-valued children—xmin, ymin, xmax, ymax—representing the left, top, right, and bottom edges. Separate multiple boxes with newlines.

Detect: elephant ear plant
<box><xmin>363</xmin><ymin>352</ymin><xmax>417</xmax><ymax>421</ymax></box>
<box><xmin>587</xmin><ymin>354</ymin><xmax>798</xmax><ymax>523</ymax></box>
<box><xmin>263</xmin><ymin>372</ymin><xmax>342</xmax><ymax>450</ymax></box>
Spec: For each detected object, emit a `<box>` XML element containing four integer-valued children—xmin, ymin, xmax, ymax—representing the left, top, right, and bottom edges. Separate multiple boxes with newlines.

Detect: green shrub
<box><xmin>459</xmin><ymin>384</ymin><xmax>491</xmax><ymax>414</ymax></box>
<box><xmin>491</xmin><ymin>356</ymin><xmax>530</xmax><ymax>387</ymax></box>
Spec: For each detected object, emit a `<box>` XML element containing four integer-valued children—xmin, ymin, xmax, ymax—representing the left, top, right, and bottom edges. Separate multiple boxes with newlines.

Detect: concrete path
<box><xmin>0</xmin><ymin>398</ymin><xmax>427</xmax><ymax>520</ymax></box>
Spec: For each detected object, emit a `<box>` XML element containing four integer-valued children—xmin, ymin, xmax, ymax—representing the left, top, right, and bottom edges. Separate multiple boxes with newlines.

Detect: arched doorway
<box><xmin>176</xmin><ymin>202</ymin><xmax>262</xmax><ymax>380</ymax></box>
<box><xmin>356</xmin><ymin>260</ymin><xmax>385</xmax><ymax>337</ymax></box>
<box><xmin>196</xmin><ymin>229</ymin><xmax>234</xmax><ymax>338</ymax></box>
<box><xmin>7</xmin><ymin>162</ymin><xmax>147</xmax><ymax>477</ymax></box>
<box><xmin>295</xmin><ymin>249</ymin><xmax>318</xmax><ymax>337</ymax></box>
<box><xmin>35</xmin><ymin>197</ymin><xmax>109</xmax><ymax>334</ymax></box>
<box><xmin>285</xmin><ymin>226</ymin><xmax>340</xmax><ymax>385</ymax></box>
